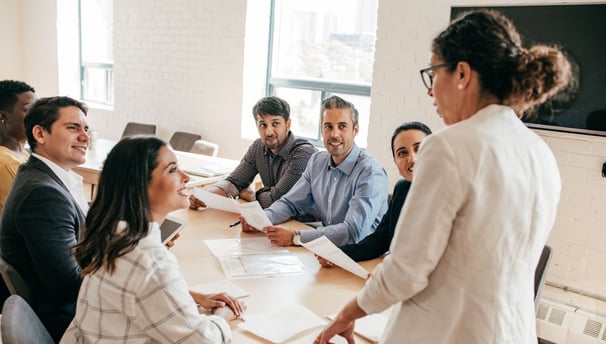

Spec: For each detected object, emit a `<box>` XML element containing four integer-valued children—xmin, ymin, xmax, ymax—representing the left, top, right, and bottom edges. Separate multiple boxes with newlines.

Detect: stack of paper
<box><xmin>239</xmin><ymin>305</ymin><xmax>326</xmax><ymax>343</ymax></box>
<box><xmin>204</xmin><ymin>238</ymin><xmax>304</xmax><ymax>278</ymax></box>
<box><xmin>204</xmin><ymin>238</ymin><xmax>287</xmax><ymax>257</ymax></box>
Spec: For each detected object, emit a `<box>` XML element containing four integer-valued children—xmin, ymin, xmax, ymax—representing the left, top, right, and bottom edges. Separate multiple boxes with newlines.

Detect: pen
<box><xmin>228</xmin><ymin>220</ymin><xmax>241</xmax><ymax>228</ymax></box>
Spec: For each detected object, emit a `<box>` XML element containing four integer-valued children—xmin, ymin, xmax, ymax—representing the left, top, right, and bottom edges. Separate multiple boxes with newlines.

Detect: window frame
<box><xmin>265</xmin><ymin>0</ymin><xmax>373</xmax><ymax>147</ymax></box>
<box><xmin>78</xmin><ymin>0</ymin><xmax>114</xmax><ymax>106</ymax></box>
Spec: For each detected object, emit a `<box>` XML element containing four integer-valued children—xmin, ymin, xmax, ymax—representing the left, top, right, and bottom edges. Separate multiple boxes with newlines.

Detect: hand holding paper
<box><xmin>301</xmin><ymin>236</ymin><xmax>369</xmax><ymax>279</ymax></box>
<box><xmin>192</xmin><ymin>189</ymin><xmax>273</xmax><ymax>231</ymax></box>
<box><xmin>237</xmin><ymin>201</ymin><xmax>272</xmax><ymax>230</ymax></box>
<box><xmin>193</xmin><ymin>189</ymin><xmax>240</xmax><ymax>213</ymax></box>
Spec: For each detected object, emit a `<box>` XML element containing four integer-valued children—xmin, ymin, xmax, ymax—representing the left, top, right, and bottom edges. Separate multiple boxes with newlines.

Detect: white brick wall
<box><xmin>107</xmin><ymin>0</ymin><xmax>252</xmax><ymax>158</ymax></box>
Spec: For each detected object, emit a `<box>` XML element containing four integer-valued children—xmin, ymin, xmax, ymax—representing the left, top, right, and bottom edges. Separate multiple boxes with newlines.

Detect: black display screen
<box><xmin>451</xmin><ymin>5</ymin><xmax>606</xmax><ymax>137</ymax></box>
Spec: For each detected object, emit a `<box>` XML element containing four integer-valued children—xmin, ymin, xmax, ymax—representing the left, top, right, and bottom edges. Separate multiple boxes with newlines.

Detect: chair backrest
<box><xmin>121</xmin><ymin>122</ymin><xmax>157</xmax><ymax>138</ymax></box>
<box><xmin>534</xmin><ymin>245</ymin><xmax>553</xmax><ymax>306</ymax></box>
<box><xmin>0</xmin><ymin>256</ymin><xmax>31</xmax><ymax>304</ymax></box>
<box><xmin>169</xmin><ymin>131</ymin><xmax>202</xmax><ymax>152</ymax></box>
<box><xmin>190</xmin><ymin>139</ymin><xmax>219</xmax><ymax>157</ymax></box>
<box><xmin>1</xmin><ymin>295</ymin><xmax>54</xmax><ymax>344</ymax></box>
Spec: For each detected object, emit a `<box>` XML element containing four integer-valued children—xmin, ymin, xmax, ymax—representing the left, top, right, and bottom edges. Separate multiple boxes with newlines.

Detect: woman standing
<box><xmin>62</xmin><ymin>136</ymin><xmax>244</xmax><ymax>343</ymax></box>
<box><xmin>316</xmin><ymin>9</ymin><xmax>572</xmax><ymax>343</ymax></box>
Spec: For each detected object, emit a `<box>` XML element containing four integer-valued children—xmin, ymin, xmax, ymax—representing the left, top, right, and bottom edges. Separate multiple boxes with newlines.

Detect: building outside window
<box><xmin>267</xmin><ymin>0</ymin><xmax>377</xmax><ymax>147</ymax></box>
<box><xmin>79</xmin><ymin>0</ymin><xmax>113</xmax><ymax>105</ymax></box>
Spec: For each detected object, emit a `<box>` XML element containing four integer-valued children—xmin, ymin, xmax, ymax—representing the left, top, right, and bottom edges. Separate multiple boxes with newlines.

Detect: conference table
<box><xmin>74</xmin><ymin>137</ymin><xmax>387</xmax><ymax>342</ymax></box>
<box><xmin>168</xmin><ymin>206</ymin><xmax>385</xmax><ymax>343</ymax></box>
<box><xmin>74</xmin><ymin>138</ymin><xmax>240</xmax><ymax>201</ymax></box>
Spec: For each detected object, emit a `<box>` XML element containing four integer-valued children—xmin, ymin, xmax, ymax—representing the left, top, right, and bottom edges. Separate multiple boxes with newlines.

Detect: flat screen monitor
<box><xmin>451</xmin><ymin>5</ymin><xmax>606</xmax><ymax>137</ymax></box>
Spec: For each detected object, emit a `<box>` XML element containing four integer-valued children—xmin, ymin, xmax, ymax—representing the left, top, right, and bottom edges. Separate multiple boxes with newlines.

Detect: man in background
<box><xmin>242</xmin><ymin>96</ymin><xmax>389</xmax><ymax>247</ymax></box>
<box><xmin>190</xmin><ymin>96</ymin><xmax>316</xmax><ymax>208</ymax></box>
<box><xmin>0</xmin><ymin>96</ymin><xmax>89</xmax><ymax>342</ymax></box>
<box><xmin>0</xmin><ymin>80</ymin><xmax>36</xmax><ymax>214</ymax></box>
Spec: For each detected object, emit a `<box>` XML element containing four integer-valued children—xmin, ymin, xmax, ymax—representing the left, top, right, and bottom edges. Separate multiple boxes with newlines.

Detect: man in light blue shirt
<box><xmin>241</xmin><ymin>96</ymin><xmax>388</xmax><ymax>247</ymax></box>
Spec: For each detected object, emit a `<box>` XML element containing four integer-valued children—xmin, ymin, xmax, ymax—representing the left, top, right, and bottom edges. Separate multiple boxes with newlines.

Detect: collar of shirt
<box><xmin>262</xmin><ymin>131</ymin><xmax>295</xmax><ymax>160</ymax></box>
<box><xmin>326</xmin><ymin>144</ymin><xmax>361</xmax><ymax>176</ymax></box>
<box><xmin>31</xmin><ymin>152</ymin><xmax>89</xmax><ymax>213</ymax></box>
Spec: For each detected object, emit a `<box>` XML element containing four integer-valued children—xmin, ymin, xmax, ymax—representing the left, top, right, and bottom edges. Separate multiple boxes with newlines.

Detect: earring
<box><xmin>457</xmin><ymin>84</ymin><xmax>464</xmax><ymax>90</ymax></box>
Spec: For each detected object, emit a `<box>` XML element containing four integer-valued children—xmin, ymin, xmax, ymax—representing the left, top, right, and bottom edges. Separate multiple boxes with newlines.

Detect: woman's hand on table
<box><xmin>190</xmin><ymin>291</ymin><xmax>246</xmax><ymax>318</ymax></box>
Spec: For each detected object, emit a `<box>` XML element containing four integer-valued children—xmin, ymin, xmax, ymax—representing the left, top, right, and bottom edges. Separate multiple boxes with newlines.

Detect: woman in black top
<box><xmin>320</xmin><ymin>121</ymin><xmax>432</xmax><ymax>264</ymax></box>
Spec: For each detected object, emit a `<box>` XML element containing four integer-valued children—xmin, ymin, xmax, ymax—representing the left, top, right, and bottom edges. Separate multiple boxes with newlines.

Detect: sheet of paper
<box><xmin>239</xmin><ymin>305</ymin><xmax>326</xmax><ymax>343</ymax></box>
<box><xmin>218</xmin><ymin>252</ymin><xmax>304</xmax><ymax>278</ymax></box>
<box><xmin>238</xmin><ymin>201</ymin><xmax>272</xmax><ymax>229</ymax></box>
<box><xmin>301</xmin><ymin>236</ymin><xmax>369</xmax><ymax>279</ymax></box>
<box><xmin>288</xmin><ymin>333</ymin><xmax>348</xmax><ymax>344</ymax></box>
<box><xmin>193</xmin><ymin>189</ymin><xmax>240</xmax><ymax>213</ymax></box>
<box><xmin>328</xmin><ymin>313</ymin><xmax>388</xmax><ymax>343</ymax></box>
<box><xmin>204</xmin><ymin>238</ymin><xmax>288</xmax><ymax>258</ymax></box>
<box><xmin>189</xmin><ymin>280</ymin><xmax>250</xmax><ymax>299</ymax></box>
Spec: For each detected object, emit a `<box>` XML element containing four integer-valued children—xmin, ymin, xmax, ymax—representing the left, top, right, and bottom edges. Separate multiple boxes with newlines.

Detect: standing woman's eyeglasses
<box><xmin>419</xmin><ymin>63</ymin><xmax>456</xmax><ymax>90</ymax></box>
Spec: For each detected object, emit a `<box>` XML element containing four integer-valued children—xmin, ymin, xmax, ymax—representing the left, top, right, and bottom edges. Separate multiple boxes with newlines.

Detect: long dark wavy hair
<box><xmin>73</xmin><ymin>135</ymin><xmax>166</xmax><ymax>275</ymax></box>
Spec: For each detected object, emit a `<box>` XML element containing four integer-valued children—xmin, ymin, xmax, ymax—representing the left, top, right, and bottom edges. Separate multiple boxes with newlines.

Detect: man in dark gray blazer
<box><xmin>0</xmin><ymin>96</ymin><xmax>89</xmax><ymax>342</ymax></box>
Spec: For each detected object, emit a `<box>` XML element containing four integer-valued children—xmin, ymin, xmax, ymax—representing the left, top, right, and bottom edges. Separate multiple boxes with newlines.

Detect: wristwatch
<box><xmin>291</xmin><ymin>230</ymin><xmax>302</xmax><ymax>246</ymax></box>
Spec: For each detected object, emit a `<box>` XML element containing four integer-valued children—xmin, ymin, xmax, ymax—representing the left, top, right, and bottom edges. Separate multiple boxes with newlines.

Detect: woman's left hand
<box><xmin>164</xmin><ymin>233</ymin><xmax>181</xmax><ymax>249</ymax></box>
<box><xmin>190</xmin><ymin>291</ymin><xmax>244</xmax><ymax>317</ymax></box>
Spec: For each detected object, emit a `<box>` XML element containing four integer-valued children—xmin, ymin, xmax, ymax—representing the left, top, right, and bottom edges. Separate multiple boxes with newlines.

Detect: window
<box><xmin>267</xmin><ymin>0</ymin><xmax>378</xmax><ymax>147</ymax></box>
<box><xmin>79</xmin><ymin>0</ymin><xmax>113</xmax><ymax>105</ymax></box>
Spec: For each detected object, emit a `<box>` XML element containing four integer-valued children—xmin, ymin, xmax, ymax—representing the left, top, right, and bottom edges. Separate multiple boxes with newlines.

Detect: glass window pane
<box><xmin>274</xmin><ymin>88</ymin><xmax>322</xmax><ymax>141</ymax></box>
<box><xmin>80</xmin><ymin>0</ymin><xmax>113</xmax><ymax>64</ymax></box>
<box><xmin>271</xmin><ymin>0</ymin><xmax>377</xmax><ymax>84</ymax></box>
<box><xmin>83</xmin><ymin>66</ymin><xmax>112</xmax><ymax>104</ymax></box>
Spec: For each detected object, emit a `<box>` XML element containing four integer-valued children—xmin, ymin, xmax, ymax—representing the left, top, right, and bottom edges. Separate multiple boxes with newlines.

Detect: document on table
<box><xmin>328</xmin><ymin>313</ymin><xmax>388</xmax><ymax>343</ymax></box>
<box><xmin>301</xmin><ymin>236</ymin><xmax>369</xmax><ymax>279</ymax></box>
<box><xmin>218</xmin><ymin>252</ymin><xmax>304</xmax><ymax>278</ymax></box>
<box><xmin>239</xmin><ymin>305</ymin><xmax>326</xmax><ymax>343</ymax></box>
<box><xmin>204</xmin><ymin>238</ymin><xmax>302</xmax><ymax>278</ymax></box>
<box><xmin>204</xmin><ymin>238</ymin><xmax>288</xmax><ymax>257</ymax></box>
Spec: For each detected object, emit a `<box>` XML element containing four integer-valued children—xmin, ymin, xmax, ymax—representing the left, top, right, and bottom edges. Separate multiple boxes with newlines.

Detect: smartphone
<box><xmin>160</xmin><ymin>216</ymin><xmax>185</xmax><ymax>244</ymax></box>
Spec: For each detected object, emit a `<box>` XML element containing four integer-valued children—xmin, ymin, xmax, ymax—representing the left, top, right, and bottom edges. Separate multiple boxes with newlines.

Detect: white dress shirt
<box><xmin>358</xmin><ymin>105</ymin><xmax>561</xmax><ymax>343</ymax></box>
<box><xmin>61</xmin><ymin>222</ymin><xmax>232</xmax><ymax>343</ymax></box>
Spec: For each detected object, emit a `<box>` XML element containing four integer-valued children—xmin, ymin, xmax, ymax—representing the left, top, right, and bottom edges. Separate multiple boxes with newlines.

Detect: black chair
<box><xmin>1</xmin><ymin>295</ymin><xmax>54</xmax><ymax>344</ymax></box>
<box><xmin>534</xmin><ymin>245</ymin><xmax>553</xmax><ymax>306</ymax></box>
<box><xmin>0</xmin><ymin>256</ymin><xmax>31</xmax><ymax>304</ymax></box>
<box><xmin>121</xmin><ymin>122</ymin><xmax>157</xmax><ymax>138</ymax></box>
<box><xmin>169</xmin><ymin>131</ymin><xmax>202</xmax><ymax>152</ymax></box>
